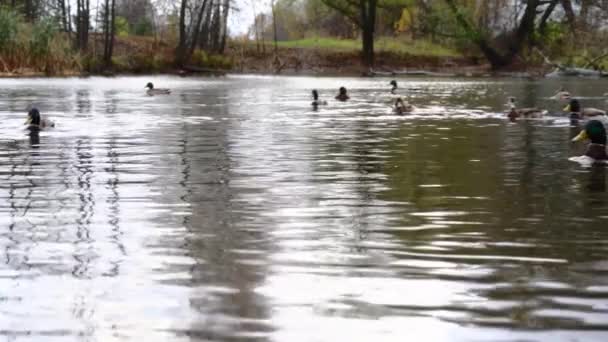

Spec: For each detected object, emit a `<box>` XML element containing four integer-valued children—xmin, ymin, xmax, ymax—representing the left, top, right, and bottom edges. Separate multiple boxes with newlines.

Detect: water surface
<box><xmin>1</xmin><ymin>75</ymin><xmax>608</xmax><ymax>341</ymax></box>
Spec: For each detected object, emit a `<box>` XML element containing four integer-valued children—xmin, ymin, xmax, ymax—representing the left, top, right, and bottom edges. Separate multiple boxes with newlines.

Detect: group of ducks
<box><xmin>309</xmin><ymin>81</ymin><xmax>608</xmax><ymax>162</ymax></box>
<box><xmin>311</xmin><ymin>80</ymin><xmax>414</xmax><ymax>114</ymax></box>
<box><xmin>506</xmin><ymin>86</ymin><xmax>606</xmax><ymax>121</ymax></box>
<box><xmin>504</xmin><ymin>86</ymin><xmax>607</xmax><ymax>161</ymax></box>
<box><xmin>21</xmin><ymin>80</ymin><xmax>608</xmax><ymax>162</ymax></box>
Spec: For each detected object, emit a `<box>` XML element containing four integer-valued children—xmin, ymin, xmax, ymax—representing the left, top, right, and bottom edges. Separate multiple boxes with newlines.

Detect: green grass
<box><xmin>274</xmin><ymin>36</ymin><xmax>461</xmax><ymax>57</ymax></box>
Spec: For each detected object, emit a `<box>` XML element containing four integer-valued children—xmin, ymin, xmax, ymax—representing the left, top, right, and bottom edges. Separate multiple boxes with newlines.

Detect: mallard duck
<box><xmin>571</xmin><ymin>120</ymin><xmax>607</xmax><ymax>160</ymax></box>
<box><xmin>506</xmin><ymin>97</ymin><xmax>545</xmax><ymax>119</ymax></box>
<box><xmin>25</xmin><ymin>108</ymin><xmax>54</xmax><ymax>130</ymax></box>
<box><xmin>394</xmin><ymin>97</ymin><xmax>414</xmax><ymax>114</ymax></box>
<box><xmin>552</xmin><ymin>87</ymin><xmax>571</xmax><ymax>101</ymax></box>
<box><xmin>564</xmin><ymin>99</ymin><xmax>606</xmax><ymax>120</ymax></box>
<box><xmin>311</xmin><ymin>89</ymin><xmax>327</xmax><ymax>106</ymax></box>
<box><xmin>145</xmin><ymin>82</ymin><xmax>171</xmax><ymax>95</ymax></box>
<box><xmin>390</xmin><ymin>80</ymin><xmax>399</xmax><ymax>95</ymax></box>
<box><xmin>335</xmin><ymin>87</ymin><xmax>349</xmax><ymax>101</ymax></box>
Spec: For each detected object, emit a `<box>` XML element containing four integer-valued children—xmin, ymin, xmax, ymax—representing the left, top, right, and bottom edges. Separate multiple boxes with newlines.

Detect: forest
<box><xmin>1</xmin><ymin>0</ymin><xmax>608</xmax><ymax>75</ymax></box>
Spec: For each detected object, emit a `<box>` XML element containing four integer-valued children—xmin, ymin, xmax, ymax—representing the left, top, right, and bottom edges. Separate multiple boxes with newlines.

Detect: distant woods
<box><xmin>249</xmin><ymin>0</ymin><xmax>608</xmax><ymax>69</ymax></box>
<box><xmin>1</xmin><ymin>0</ymin><xmax>608</xmax><ymax>73</ymax></box>
<box><xmin>0</xmin><ymin>0</ymin><xmax>231</xmax><ymax>73</ymax></box>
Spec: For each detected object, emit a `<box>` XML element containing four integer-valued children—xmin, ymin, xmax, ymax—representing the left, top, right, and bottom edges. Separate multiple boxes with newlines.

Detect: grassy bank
<box><xmin>0</xmin><ymin>21</ymin><xmax>473</xmax><ymax>77</ymax></box>
<box><xmin>228</xmin><ymin>36</ymin><xmax>474</xmax><ymax>75</ymax></box>
<box><xmin>275</xmin><ymin>37</ymin><xmax>462</xmax><ymax>58</ymax></box>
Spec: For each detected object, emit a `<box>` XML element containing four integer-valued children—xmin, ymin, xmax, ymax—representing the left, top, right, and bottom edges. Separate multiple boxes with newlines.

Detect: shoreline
<box><xmin>0</xmin><ymin>66</ymin><xmax>547</xmax><ymax>79</ymax></box>
<box><xmin>0</xmin><ymin>43</ymin><xmax>552</xmax><ymax>79</ymax></box>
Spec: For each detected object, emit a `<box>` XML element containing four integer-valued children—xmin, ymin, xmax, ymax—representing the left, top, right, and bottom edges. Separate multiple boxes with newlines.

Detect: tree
<box><xmin>321</xmin><ymin>0</ymin><xmax>377</xmax><ymax>66</ymax></box>
<box><xmin>443</xmin><ymin>0</ymin><xmax>545</xmax><ymax>69</ymax></box>
<box><xmin>102</xmin><ymin>0</ymin><xmax>116</xmax><ymax>67</ymax></box>
<box><xmin>75</xmin><ymin>0</ymin><xmax>90</xmax><ymax>51</ymax></box>
<box><xmin>175</xmin><ymin>0</ymin><xmax>188</xmax><ymax>65</ymax></box>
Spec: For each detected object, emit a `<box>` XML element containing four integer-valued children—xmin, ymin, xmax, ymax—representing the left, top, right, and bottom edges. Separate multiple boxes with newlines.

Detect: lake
<box><xmin>1</xmin><ymin>75</ymin><xmax>607</xmax><ymax>341</ymax></box>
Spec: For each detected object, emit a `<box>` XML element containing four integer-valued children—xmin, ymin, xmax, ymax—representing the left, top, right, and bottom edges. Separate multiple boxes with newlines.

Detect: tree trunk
<box><xmin>579</xmin><ymin>0</ymin><xmax>590</xmax><ymax>32</ymax></box>
<box><xmin>219</xmin><ymin>0</ymin><xmax>229</xmax><ymax>53</ymax></box>
<box><xmin>506</xmin><ymin>0</ymin><xmax>539</xmax><ymax>58</ymax></box>
<box><xmin>67</xmin><ymin>2</ymin><xmax>72</xmax><ymax>33</ymax></box>
<box><xmin>443</xmin><ymin>0</ymin><xmax>509</xmax><ymax>69</ymax></box>
<box><xmin>560</xmin><ymin>0</ymin><xmax>576</xmax><ymax>33</ymax></box>
<box><xmin>539</xmin><ymin>0</ymin><xmax>559</xmax><ymax>36</ymax></box>
<box><xmin>200</xmin><ymin>0</ymin><xmax>214</xmax><ymax>50</ymax></box>
<box><xmin>103</xmin><ymin>0</ymin><xmax>116</xmax><ymax>69</ymax></box>
<box><xmin>360</xmin><ymin>0</ymin><xmax>376</xmax><ymax>67</ymax></box>
<box><xmin>76</xmin><ymin>0</ymin><xmax>90</xmax><ymax>52</ymax></box>
<box><xmin>189</xmin><ymin>0</ymin><xmax>210</xmax><ymax>56</ymax></box>
<box><xmin>103</xmin><ymin>0</ymin><xmax>110</xmax><ymax>65</ymax></box>
<box><xmin>175</xmin><ymin>0</ymin><xmax>188</xmax><ymax>66</ymax></box>
<box><xmin>108</xmin><ymin>0</ymin><xmax>116</xmax><ymax>66</ymax></box>
<box><xmin>59</xmin><ymin>0</ymin><xmax>69</xmax><ymax>32</ymax></box>
<box><xmin>24</xmin><ymin>0</ymin><xmax>34</xmax><ymax>21</ymax></box>
<box><xmin>210</xmin><ymin>0</ymin><xmax>222</xmax><ymax>52</ymax></box>
<box><xmin>271</xmin><ymin>0</ymin><xmax>278</xmax><ymax>56</ymax></box>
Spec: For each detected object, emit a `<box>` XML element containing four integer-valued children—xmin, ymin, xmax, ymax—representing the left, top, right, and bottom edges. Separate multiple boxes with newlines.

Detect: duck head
<box><xmin>312</xmin><ymin>89</ymin><xmax>319</xmax><ymax>101</ymax></box>
<box><xmin>564</xmin><ymin>99</ymin><xmax>581</xmax><ymax>113</ymax></box>
<box><xmin>507</xmin><ymin>97</ymin><xmax>516</xmax><ymax>109</ymax></box>
<box><xmin>339</xmin><ymin>87</ymin><xmax>347</xmax><ymax>96</ymax></box>
<box><xmin>390</xmin><ymin>80</ymin><xmax>397</xmax><ymax>93</ymax></box>
<box><xmin>572</xmin><ymin>120</ymin><xmax>607</xmax><ymax>145</ymax></box>
<box><xmin>25</xmin><ymin>108</ymin><xmax>41</xmax><ymax>126</ymax></box>
<box><xmin>145</xmin><ymin>82</ymin><xmax>154</xmax><ymax>89</ymax></box>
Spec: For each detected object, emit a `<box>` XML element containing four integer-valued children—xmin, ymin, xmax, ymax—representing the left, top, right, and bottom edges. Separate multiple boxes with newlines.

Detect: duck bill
<box><xmin>572</xmin><ymin>130</ymin><xmax>589</xmax><ymax>142</ymax></box>
<box><xmin>24</xmin><ymin>116</ymin><xmax>32</xmax><ymax>125</ymax></box>
<box><xmin>563</xmin><ymin>104</ymin><xmax>571</xmax><ymax>112</ymax></box>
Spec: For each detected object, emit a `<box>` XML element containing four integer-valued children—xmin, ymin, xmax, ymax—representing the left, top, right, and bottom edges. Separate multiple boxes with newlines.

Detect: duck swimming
<box><xmin>572</xmin><ymin>120</ymin><xmax>607</xmax><ymax>161</ymax></box>
<box><xmin>390</xmin><ymin>80</ymin><xmax>399</xmax><ymax>95</ymax></box>
<box><xmin>506</xmin><ymin>97</ymin><xmax>545</xmax><ymax>120</ymax></box>
<box><xmin>564</xmin><ymin>99</ymin><xmax>606</xmax><ymax>120</ymax></box>
<box><xmin>145</xmin><ymin>82</ymin><xmax>171</xmax><ymax>95</ymax></box>
<box><xmin>394</xmin><ymin>98</ymin><xmax>414</xmax><ymax>114</ymax></box>
<box><xmin>552</xmin><ymin>87</ymin><xmax>571</xmax><ymax>101</ymax></box>
<box><xmin>335</xmin><ymin>87</ymin><xmax>349</xmax><ymax>101</ymax></box>
<box><xmin>25</xmin><ymin>107</ymin><xmax>54</xmax><ymax>130</ymax></box>
<box><xmin>311</xmin><ymin>90</ymin><xmax>327</xmax><ymax>106</ymax></box>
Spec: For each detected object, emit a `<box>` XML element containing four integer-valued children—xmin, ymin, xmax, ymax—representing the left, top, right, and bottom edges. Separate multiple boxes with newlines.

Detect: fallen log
<box><xmin>545</xmin><ymin>67</ymin><xmax>608</xmax><ymax>78</ymax></box>
<box><xmin>535</xmin><ymin>47</ymin><xmax>608</xmax><ymax>78</ymax></box>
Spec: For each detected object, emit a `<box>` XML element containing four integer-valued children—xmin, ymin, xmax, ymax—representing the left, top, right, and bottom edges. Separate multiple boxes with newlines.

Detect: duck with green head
<box><xmin>25</xmin><ymin>107</ymin><xmax>54</xmax><ymax>130</ymax></box>
<box><xmin>572</xmin><ymin>120</ymin><xmax>608</xmax><ymax>160</ymax></box>
<box><xmin>564</xmin><ymin>99</ymin><xmax>606</xmax><ymax>120</ymax></box>
<box><xmin>145</xmin><ymin>82</ymin><xmax>171</xmax><ymax>95</ymax></box>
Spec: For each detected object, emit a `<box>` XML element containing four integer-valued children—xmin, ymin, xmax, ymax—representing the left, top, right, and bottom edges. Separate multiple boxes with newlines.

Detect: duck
<box><xmin>564</xmin><ymin>99</ymin><xmax>606</xmax><ymax>120</ymax></box>
<box><xmin>390</xmin><ymin>80</ymin><xmax>399</xmax><ymax>95</ymax></box>
<box><xmin>335</xmin><ymin>87</ymin><xmax>350</xmax><ymax>101</ymax></box>
<box><xmin>552</xmin><ymin>87</ymin><xmax>571</xmax><ymax>101</ymax></box>
<box><xmin>25</xmin><ymin>107</ymin><xmax>54</xmax><ymax>130</ymax></box>
<box><xmin>505</xmin><ymin>97</ymin><xmax>545</xmax><ymax>120</ymax></box>
<box><xmin>311</xmin><ymin>89</ymin><xmax>327</xmax><ymax>106</ymax></box>
<box><xmin>145</xmin><ymin>82</ymin><xmax>171</xmax><ymax>95</ymax></box>
<box><xmin>394</xmin><ymin>97</ymin><xmax>414</xmax><ymax>114</ymax></box>
<box><xmin>571</xmin><ymin>120</ymin><xmax>607</xmax><ymax>161</ymax></box>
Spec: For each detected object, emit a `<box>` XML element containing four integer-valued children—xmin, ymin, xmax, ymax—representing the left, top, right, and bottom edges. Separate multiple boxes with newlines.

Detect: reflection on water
<box><xmin>1</xmin><ymin>76</ymin><xmax>608</xmax><ymax>341</ymax></box>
